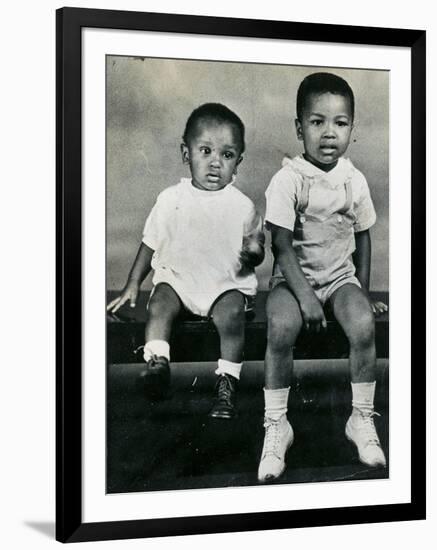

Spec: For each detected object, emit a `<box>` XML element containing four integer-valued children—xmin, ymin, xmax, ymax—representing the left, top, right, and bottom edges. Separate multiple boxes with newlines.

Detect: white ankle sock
<box><xmin>351</xmin><ymin>381</ymin><xmax>376</xmax><ymax>415</ymax></box>
<box><xmin>215</xmin><ymin>359</ymin><xmax>242</xmax><ymax>380</ymax></box>
<box><xmin>143</xmin><ymin>340</ymin><xmax>170</xmax><ymax>362</ymax></box>
<box><xmin>264</xmin><ymin>387</ymin><xmax>290</xmax><ymax>421</ymax></box>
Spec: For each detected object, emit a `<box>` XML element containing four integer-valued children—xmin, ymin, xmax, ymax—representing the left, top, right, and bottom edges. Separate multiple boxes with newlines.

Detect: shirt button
<box><xmin>300</xmin><ymin>215</ymin><xmax>306</xmax><ymax>223</ymax></box>
<box><xmin>337</xmin><ymin>215</ymin><xmax>342</xmax><ymax>222</ymax></box>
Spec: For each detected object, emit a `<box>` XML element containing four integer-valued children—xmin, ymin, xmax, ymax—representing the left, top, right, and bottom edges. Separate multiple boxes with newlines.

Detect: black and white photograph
<box><xmin>105</xmin><ymin>57</ymin><xmax>390</xmax><ymax>494</ymax></box>
<box><xmin>3</xmin><ymin>0</ymin><xmax>435</xmax><ymax>546</ymax></box>
<box><xmin>52</xmin><ymin>6</ymin><xmax>427</xmax><ymax>545</ymax></box>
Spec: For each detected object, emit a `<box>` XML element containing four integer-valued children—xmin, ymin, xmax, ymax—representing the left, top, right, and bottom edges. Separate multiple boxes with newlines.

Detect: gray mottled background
<box><xmin>106</xmin><ymin>56</ymin><xmax>389</xmax><ymax>291</ymax></box>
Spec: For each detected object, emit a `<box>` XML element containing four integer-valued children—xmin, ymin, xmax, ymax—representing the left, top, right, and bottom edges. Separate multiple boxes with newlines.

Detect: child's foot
<box><xmin>258</xmin><ymin>415</ymin><xmax>294</xmax><ymax>482</ymax></box>
<box><xmin>208</xmin><ymin>373</ymin><xmax>238</xmax><ymax>419</ymax></box>
<box><xmin>345</xmin><ymin>409</ymin><xmax>386</xmax><ymax>467</ymax></box>
<box><xmin>140</xmin><ymin>355</ymin><xmax>170</xmax><ymax>400</ymax></box>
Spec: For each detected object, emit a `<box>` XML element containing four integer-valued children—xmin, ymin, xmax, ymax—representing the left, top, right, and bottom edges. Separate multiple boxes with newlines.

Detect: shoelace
<box><xmin>262</xmin><ymin>418</ymin><xmax>281</xmax><ymax>458</ymax></box>
<box><xmin>134</xmin><ymin>347</ymin><xmax>166</xmax><ymax>367</ymax></box>
<box><xmin>216</xmin><ymin>376</ymin><xmax>232</xmax><ymax>403</ymax></box>
<box><xmin>144</xmin><ymin>354</ymin><xmax>168</xmax><ymax>372</ymax></box>
<box><xmin>359</xmin><ymin>412</ymin><xmax>381</xmax><ymax>446</ymax></box>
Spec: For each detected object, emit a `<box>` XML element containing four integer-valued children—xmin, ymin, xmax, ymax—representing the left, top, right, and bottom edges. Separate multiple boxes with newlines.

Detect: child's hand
<box><xmin>299</xmin><ymin>293</ymin><xmax>327</xmax><ymax>333</ymax></box>
<box><xmin>107</xmin><ymin>280</ymin><xmax>140</xmax><ymax>313</ymax></box>
<box><xmin>239</xmin><ymin>232</ymin><xmax>265</xmax><ymax>268</ymax></box>
<box><xmin>240</xmin><ymin>210</ymin><xmax>265</xmax><ymax>269</ymax></box>
<box><xmin>371</xmin><ymin>300</ymin><xmax>388</xmax><ymax>317</ymax></box>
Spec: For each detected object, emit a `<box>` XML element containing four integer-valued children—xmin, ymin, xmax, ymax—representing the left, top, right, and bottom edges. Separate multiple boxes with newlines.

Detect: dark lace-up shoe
<box><xmin>140</xmin><ymin>355</ymin><xmax>170</xmax><ymax>400</ymax></box>
<box><xmin>208</xmin><ymin>373</ymin><xmax>238</xmax><ymax>419</ymax></box>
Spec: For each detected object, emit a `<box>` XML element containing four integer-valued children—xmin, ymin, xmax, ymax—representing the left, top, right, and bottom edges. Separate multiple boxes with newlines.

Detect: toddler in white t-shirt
<box><xmin>108</xmin><ymin>103</ymin><xmax>264</xmax><ymax>419</ymax></box>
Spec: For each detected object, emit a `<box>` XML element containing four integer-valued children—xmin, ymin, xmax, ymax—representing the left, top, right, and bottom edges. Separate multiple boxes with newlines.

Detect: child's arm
<box><xmin>353</xmin><ymin>229</ymin><xmax>388</xmax><ymax>316</ymax></box>
<box><xmin>240</xmin><ymin>211</ymin><xmax>265</xmax><ymax>268</ymax></box>
<box><xmin>270</xmin><ymin>223</ymin><xmax>327</xmax><ymax>332</ymax></box>
<box><xmin>107</xmin><ymin>242</ymin><xmax>154</xmax><ymax>313</ymax></box>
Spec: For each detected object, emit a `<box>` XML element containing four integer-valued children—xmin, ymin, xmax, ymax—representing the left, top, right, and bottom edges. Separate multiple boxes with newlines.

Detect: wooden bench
<box><xmin>107</xmin><ymin>291</ymin><xmax>388</xmax><ymax>364</ymax></box>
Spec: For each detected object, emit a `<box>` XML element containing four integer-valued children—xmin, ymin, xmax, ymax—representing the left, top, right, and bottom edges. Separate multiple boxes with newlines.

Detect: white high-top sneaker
<box><xmin>345</xmin><ymin>409</ymin><xmax>386</xmax><ymax>467</ymax></box>
<box><xmin>258</xmin><ymin>415</ymin><xmax>294</xmax><ymax>482</ymax></box>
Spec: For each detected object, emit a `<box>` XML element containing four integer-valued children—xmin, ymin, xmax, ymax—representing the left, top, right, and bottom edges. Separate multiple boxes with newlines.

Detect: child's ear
<box><xmin>233</xmin><ymin>155</ymin><xmax>243</xmax><ymax>174</ymax></box>
<box><xmin>295</xmin><ymin>119</ymin><xmax>304</xmax><ymax>141</ymax></box>
<box><xmin>180</xmin><ymin>143</ymin><xmax>190</xmax><ymax>164</ymax></box>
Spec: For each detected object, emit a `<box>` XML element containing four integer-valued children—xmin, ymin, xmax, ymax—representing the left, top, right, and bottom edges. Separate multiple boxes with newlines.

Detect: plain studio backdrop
<box><xmin>107</xmin><ymin>59</ymin><xmax>389</xmax><ymax>292</ymax></box>
<box><xmin>1</xmin><ymin>1</ymin><xmax>435</xmax><ymax>550</ymax></box>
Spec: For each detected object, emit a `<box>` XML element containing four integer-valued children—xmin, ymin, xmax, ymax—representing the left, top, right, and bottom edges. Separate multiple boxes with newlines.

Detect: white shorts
<box><xmin>149</xmin><ymin>279</ymin><xmax>254</xmax><ymax>318</ymax></box>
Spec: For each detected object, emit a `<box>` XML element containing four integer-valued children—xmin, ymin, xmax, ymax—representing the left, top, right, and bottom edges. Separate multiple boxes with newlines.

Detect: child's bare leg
<box><xmin>211</xmin><ymin>290</ymin><xmax>245</xmax><ymax>363</ymax></box>
<box><xmin>208</xmin><ymin>291</ymin><xmax>245</xmax><ymax>419</ymax></box>
<box><xmin>330</xmin><ymin>283</ymin><xmax>386</xmax><ymax>467</ymax></box>
<box><xmin>145</xmin><ymin>283</ymin><xmax>182</xmax><ymax>344</ymax></box>
<box><xmin>265</xmin><ymin>283</ymin><xmax>303</xmax><ymax>389</ymax></box>
<box><xmin>142</xmin><ymin>283</ymin><xmax>181</xmax><ymax>399</ymax></box>
<box><xmin>329</xmin><ymin>283</ymin><xmax>376</xmax><ymax>382</ymax></box>
<box><xmin>258</xmin><ymin>283</ymin><xmax>302</xmax><ymax>482</ymax></box>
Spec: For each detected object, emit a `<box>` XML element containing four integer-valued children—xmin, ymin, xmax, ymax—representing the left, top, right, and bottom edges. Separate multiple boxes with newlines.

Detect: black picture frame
<box><xmin>56</xmin><ymin>7</ymin><xmax>426</xmax><ymax>543</ymax></box>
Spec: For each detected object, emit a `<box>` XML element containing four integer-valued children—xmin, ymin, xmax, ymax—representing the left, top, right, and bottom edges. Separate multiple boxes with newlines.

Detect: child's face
<box><xmin>295</xmin><ymin>92</ymin><xmax>353</xmax><ymax>172</ymax></box>
<box><xmin>181</xmin><ymin>120</ymin><xmax>243</xmax><ymax>191</ymax></box>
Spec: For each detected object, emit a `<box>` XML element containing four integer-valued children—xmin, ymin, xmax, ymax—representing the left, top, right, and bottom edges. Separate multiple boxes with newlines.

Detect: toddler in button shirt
<box><xmin>258</xmin><ymin>72</ymin><xmax>388</xmax><ymax>482</ymax></box>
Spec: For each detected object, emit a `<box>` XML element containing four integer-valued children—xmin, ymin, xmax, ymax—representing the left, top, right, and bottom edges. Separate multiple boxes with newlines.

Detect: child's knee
<box><xmin>349</xmin><ymin>309</ymin><xmax>375</xmax><ymax>348</ymax></box>
<box><xmin>213</xmin><ymin>294</ymin><xmax>245</xmax><ymax>328</ymax></box>
<box><xmin>147</xmin><ymin>296</ymin><xmax>167</xmax><ymax>320</ymax></box>
<box><xmin>148</xmin><ymin>288</ymin><xmax>179</xmax><ymax>320</ymax></box>
<box><xmin>267</xmin><ymin>311</ymin><xmax>302</xmax><ymax>348</ymax></box>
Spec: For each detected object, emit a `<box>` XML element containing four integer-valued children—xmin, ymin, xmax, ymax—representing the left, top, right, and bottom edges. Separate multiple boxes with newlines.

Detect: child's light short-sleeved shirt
<box><xmin>265</xmin><ymin>155</ymin><xmax>376</xmax><ymax>233</ymax></box>
<box><xmin>265</xmin><ymin>156</ymin><xmax>377</xmax><ymax>301</ymax></box>
<box><xmin>142</xmin><ymin>178</ymin><xmax>259</xmax><ymax>316</ymax></box>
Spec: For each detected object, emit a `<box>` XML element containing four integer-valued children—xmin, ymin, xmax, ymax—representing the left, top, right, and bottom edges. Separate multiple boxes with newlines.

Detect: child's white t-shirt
<box><xmin>142</xmin><ymin>178</ymin><xmax>258</xmax><ymax>313</ymax></box>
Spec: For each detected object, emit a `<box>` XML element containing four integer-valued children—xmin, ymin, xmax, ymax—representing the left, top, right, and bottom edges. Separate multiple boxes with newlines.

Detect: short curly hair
<box><xmin>182</xmin><ymin>103</ymin><xmax>245</xmax><ymax>153</ymax></box>
<box><xmin>296</xmin><ymin>72</ymin><xmax>355</xmax><ymax>121</ymax></box>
